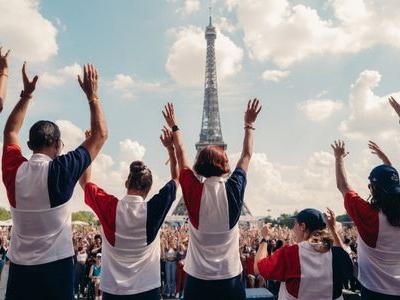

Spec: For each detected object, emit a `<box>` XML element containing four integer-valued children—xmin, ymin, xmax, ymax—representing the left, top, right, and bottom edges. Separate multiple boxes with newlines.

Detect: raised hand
<box><xmin>85</xmin><ymin>130</ymin><xmax>92</xmax><ymax>140</ymax></box>
<box><xmin>0</xmin><ymin>47</ymin><xmax>10</xmax><ymax>73</ymax></box>
<box><xmin>245</xmin><ymin>98</ymin><xmax>262</xmax><ymax>125</ymax></box>
<box><xmin>162</xmin><ymin>103</ymin><xmax>177</xmax><ymax>128</ymax></box>
<box><xmin>160</xmin><ymin>126</ymin><xmax>174</xmax><ymax>149</ymax></box>
<box><xmin>331</xmin><ymin>140</ymin><xmax>349</xmax><ymax>160</ymax></box>
<box><xmin>261</xmin><ymin>224</ymin><xmax>270</xmax><ymax>238</ymax></box>
<box><xmin>368</xmin><ymin>141</ymin><xmax>391</xmax><ymax>166</ymax></box>
<box><xmin>78</xmin><ymin>64</ymin><xmax>99</xmax><ymax>101</ymax></box>
<box><xmin>21</xmin><ymin>62</ymin><xmax>39</xmax><ymax>98</ymax></box>
<box><xmin>325</xmin><ymin>208</ymin><xmax>336</xmax><ymax>230</ymax></box>
<box><xmin>389</xmin><ymin>96</ymin><xmax>400</xmax><ymax>118</ymax></box>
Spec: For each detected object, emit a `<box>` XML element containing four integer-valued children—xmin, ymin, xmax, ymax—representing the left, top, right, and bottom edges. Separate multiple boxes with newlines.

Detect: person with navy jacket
<box><xmin>332</xmin><ymin>139</ymin><xmax>400</xmax><ymax>299</ymax></box>
<box><xmin>254</xmin><ymin>208</ymin><xmax>353</xmax><ymax>300</ymax></box>
<box><xmin>2</xmin><ymin>63</ymin><xmax>108</xmax><ymax>300</ymax></box>
<box><xmin>162</xmin><ymin>99</ymin><xmax>262</xmax><ymax>300</ymax></box>
<box><xmin>79</xmin><ymin>127</ymin><xmax>178</xmax><ymax>300</ymax></box>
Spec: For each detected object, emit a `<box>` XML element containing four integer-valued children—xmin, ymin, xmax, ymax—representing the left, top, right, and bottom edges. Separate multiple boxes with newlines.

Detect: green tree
<box><xmin>71</xmin><ymin>211</ymin><xmax>98</xmax><ymax>225</ymax></box>
<box><xmin>0</xmin><ymin>207</ymin><xmax>11</xmax><ymax>221</ymax></box>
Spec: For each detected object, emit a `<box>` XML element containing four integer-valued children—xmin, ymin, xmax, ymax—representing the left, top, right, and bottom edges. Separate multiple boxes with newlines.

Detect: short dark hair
<box><xmin>28</xmin><ymin>120</ymin><xmax>61</xmax><ymax>151</ymax></box>
<box><xmin>194</xmin><ymin>146</ymin><xmax>230</xmax><ymax>178</ymax></box>
<box><xmin>127</xmin><ymin>161</ymin><xmax>153</xmax><ymax>193</ymax></box>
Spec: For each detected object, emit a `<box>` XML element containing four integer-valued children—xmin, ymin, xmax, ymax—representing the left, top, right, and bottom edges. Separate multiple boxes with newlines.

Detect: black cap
<box><xmin>292</xmin><ymin>208</ymin><xmax>326</xmax><ymax>232</ymax></box>
<box><xmin>369</xmin><ymin>165</ymin><xmax>400</xmax><ymax>194</ymax></box>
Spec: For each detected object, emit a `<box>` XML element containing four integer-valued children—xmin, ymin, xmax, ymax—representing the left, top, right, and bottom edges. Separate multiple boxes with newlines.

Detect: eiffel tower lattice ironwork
<box><xmin>172</xmin><ymin>15</ymin><xmax>252</xmax><ymax>217</ymax></box>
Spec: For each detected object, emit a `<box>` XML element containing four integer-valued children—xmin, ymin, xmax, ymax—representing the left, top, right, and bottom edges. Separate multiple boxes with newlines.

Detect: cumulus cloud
<box><xmin>111</xmin><ymin>74</ymin><xmax>161</xmax><ymax>100</ymax></box>
<box><xmin>176</xmin><ymin>0</ymin><xmax>200</xmax><ymax>16</ymax></box>
<box><xmin>40</xmin><ymin>63</ymin><xmax>81</xmax><ymax>88</ymax></box>
<box><xmin>297</xmin><ymin>99</ymin><xmax>343</xmax><ymax>122</ymax></box>
<box><xmin>228</xmin><ymin>0</ymin><xmax>400</xmax><ymax>67</ymax></box>
<box><xmin>261</xmin><ymin>69</ymin><xmax>290</xmax><ymax>82</ymax></box>
<box><xmin>339</xmin><ymin>70</ymin><xmax>400</xmax><ymax>139</ymax></box>
<box><xmin>166</xmin><ymin>26</ymin><xmax>243</xmax><ymax>86</ymax></box>
<box><xmin>0</xmin><ymin>0</ymin><xmax>58</xmax><ymax>62</ymax></box>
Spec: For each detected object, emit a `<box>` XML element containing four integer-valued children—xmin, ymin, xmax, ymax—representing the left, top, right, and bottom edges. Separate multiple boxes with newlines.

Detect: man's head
<box><xmin>27</xmin><ymin>120</ymin><xmax>63</xmax><ymax>158</ymax></box>
<box><xmin>194</xmin><ymin>145</ymin><xmax>230</xmax><ymax>178</ymax></box>
<box><xmin>125</xmin><ymin>161</ymin><xmax>153</xmax><ymax>198</ymax></box>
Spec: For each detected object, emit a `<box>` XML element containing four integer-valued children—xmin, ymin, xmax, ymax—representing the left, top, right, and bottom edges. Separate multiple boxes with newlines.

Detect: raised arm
<box><xmin>162</xmin><ymin>103</ymin><xmax>190</xmax><ymax>170</ymax></box>
<box><xmin>78</xmin><ymin>64</ymin><xmax>108</xmax><ymax>160</ymax></box>
<box><xmin>325</xmin><ymin>208</ymin><xmax>345</xmax><ymax>248</ymax></box>
<box><xmin>79</xmin><ymin>130</ymin><xmax>93</xmax><ymax>188</ymax></box>
<box><xmin>254</xmin><ymin>224</ymin><xmax>269</xmax><ymax>275</ymax></box>
<box><xmin>389</xmin><ymin>96</ymin><xmax>400</xmax><ymax>121</ymax></box>
<box><xmin>237</xmin><ymin>98</ymin><xmax>262</xmax><ymax>172</ymax></box>
<box><xmin>368</xmin><ymin>141</ymin><xmax>392</xmax><ymax>166</ymax></box>
<box><xmin>160</xmin><ymin>126</ymin><xmax>179</xmax><ymax>184</ymax></box>
<box><xmin>3</xmin><ymin>62</ymin><xmax>38</xmax><ymax>146</ymax></box>
<box><xmin>331</xmin><ymin>140</ymin><xmax>352</xmax><ymax>196</ymax></box>
<box><xmin>0</xmin><ymin>47</ymin><xmax>11</xmax><ymax>113</ymax></box>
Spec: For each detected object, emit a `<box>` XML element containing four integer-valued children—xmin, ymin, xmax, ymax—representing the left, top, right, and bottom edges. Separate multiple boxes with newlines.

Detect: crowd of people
<box><xmin>0</xmin><ymin>45</ymin><xmax>399</xmax><ymax>300</ymax></box>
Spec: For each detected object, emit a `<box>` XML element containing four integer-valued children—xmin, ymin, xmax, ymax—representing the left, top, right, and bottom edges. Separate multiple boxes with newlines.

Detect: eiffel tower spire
<box><xmin>195</xmin><ymin>11</ymin><xmax>226</xmax><ymax>152</ymax></box>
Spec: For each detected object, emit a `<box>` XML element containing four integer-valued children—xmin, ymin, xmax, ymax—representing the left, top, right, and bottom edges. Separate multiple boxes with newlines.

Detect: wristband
<box><xmin>260</xmin><ymin>238</ymin><xmax>268</xmax><ymax>244</ymax></box>
<box><xmin>0</xmin><ymin>72</ymin><xmax>8</xmax><ymax>78</ymax></box>
<box><xmin>244</xmin><ymin>125</ymin><xmax>255</xmax><ymax>130</ymax></box>
<box><xmin>172</xmin><ymin>125</ymin><xmax>179</xmax><ymax>132</ymax></box>
<box><xmin>88</xmin><ymin>96</ymin><xmax>99</xmax><ymax>104</ymax></box>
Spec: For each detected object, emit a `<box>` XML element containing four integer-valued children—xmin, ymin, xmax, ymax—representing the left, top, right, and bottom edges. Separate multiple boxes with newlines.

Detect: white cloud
<box><xmin>111</xmin><ymin>74</ymin><xmax>161</xmax><ymax>100</ymax></box>
<box><xmin>40</xmin><ymin>63</ymin><xmax>81</xmax><ymax>89</ymax></box>
<box><xmin>297</xmin><ymin>99</ymin><xmax>343</xmax><ymax>122</ymax></box>
<box><xmin>0</xmin><ymin>0</ymin><xmax>58</xmax><ymax>62</ymax></box>
<box><xmin>228</xmin><ymin>0</ymin><xmax>400</xmax><ymax>67</ymax></box>
<box><xmin>166</xmin><ymin>26</ymin><xmax>243</xmax><ymax>86</ymax></box>
<box><xmin>176</xmin><ymin>0</ymin><xmax>200</xmax><ymax>16</ymax></box>
<box><xmin>261</xmin><ymin>69</ymin><xmax>290</xmax><ymax>82</ymax></box>
<box><xmin>339</xmin><ymin>70</ymin><xmax>400</xmax><ymax>139</ymax></box>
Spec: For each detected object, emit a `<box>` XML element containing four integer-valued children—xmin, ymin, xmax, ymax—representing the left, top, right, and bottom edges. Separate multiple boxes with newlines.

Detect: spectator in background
<box><xmin>164</xmin><ymin>240</ymin><xmax>178</xmax><ymax>298</ymax></box>
<box><xmin>333</xmin><ymin>136</ymin><xmax>400</xmax><ymax>299</ymax></box>
<box><xmin>89</xmin><ymin>253</ymin><xmax>102</xmax><ymax>300</ymax></box>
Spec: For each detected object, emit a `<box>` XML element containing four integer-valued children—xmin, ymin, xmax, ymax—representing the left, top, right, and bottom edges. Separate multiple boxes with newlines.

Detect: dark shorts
<box><xmin>184</xmin><ymin>274</ymin><xmax>245</xmax><ymax>300</ymax></box>
<box><xmin>361</xmin><ymin>286</ymin><xmax>400</xmax><ymax>300</ymax></box>
<box><xmin>103</xmin><ymin>288</ymin><xmax>160</xmax><ymax>300</ymax></box>
<box><xmin>6</xmin><ymin>256</ymin><xmax>74</xmax><ymax>300</ymax></box>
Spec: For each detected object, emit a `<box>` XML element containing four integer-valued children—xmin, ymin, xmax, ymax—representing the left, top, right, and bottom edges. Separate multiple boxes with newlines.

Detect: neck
<box><xmin>33</xmin><ymin>148</ymin><xmax>55</xmax><ymax>159</ymax></box>
<box><xmin>127</xmin><ymin>189</ymin><xmax>148</xmax><ymax>199</ymax></box>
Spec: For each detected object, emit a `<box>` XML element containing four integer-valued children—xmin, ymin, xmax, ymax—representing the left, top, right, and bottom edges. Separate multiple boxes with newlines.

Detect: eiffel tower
<box><xmin>172</xmin><ymin>15</ymin><xmax>252</xmax><ymax>217</ymax></box>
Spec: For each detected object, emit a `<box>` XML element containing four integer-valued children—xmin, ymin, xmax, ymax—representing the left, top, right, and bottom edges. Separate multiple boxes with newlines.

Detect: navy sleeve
<box><xmin>226</xmin><ymin>167</ymin><xmax>247</xmax><ymax>229</ymax></box>
<box><xmin>48</xmin><ymin>146</ymin><xmax>91</xmax><ymax>207</ymax></box>
<box><xmin>332</xmin><ymin>246</ymin><xmax>354</xmax><ymax>299</ymax></box>
<box><xmin>146</xmin><ymin>180</ymin><xmax>177</xmax><ymax>244</ymax></box>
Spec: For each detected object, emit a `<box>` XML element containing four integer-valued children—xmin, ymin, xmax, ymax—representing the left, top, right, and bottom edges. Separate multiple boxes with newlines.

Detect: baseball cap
<box><xmin>292</xmin><ymin>208</ymin><xmax>326</xmax><ymax>232</ymax></box>
<box><xmin>96</xmin><ymin>253</ymin><xmax>102</xmax><ymax>258</ymax></box>
<box><xmin>369</xmin><ymin>165</ymin><xmax>400</xmax><ymax>194</ymax></box>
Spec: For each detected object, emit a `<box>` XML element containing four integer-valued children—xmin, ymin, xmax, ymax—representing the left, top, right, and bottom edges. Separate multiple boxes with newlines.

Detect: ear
<box><xmin>299</xmin><ymin>222</ymin><xmax>307</xmax><ymax>232</ymax></box>
<box><xmin>27</xmin><ymin>141</ymin><xmax>33</xmax><ymax>151</ymax></box>
<box><xmin>125</xmin><ymin>180</ymin><xmax>129</xmax><ymax>189</ymax></box>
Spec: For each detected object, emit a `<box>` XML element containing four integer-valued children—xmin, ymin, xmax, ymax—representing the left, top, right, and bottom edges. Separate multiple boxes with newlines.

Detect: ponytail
<box><xmin>371</xmin><ymin>185</ymin><xmax>400</xmax><ymax>227</ymax></box>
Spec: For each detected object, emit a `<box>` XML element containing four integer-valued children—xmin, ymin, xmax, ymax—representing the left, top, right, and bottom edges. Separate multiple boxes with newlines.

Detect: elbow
<box><xmin>254</xmin><ymin>261</ymin><xmax>260</xmax><ymax>276</ymax></box>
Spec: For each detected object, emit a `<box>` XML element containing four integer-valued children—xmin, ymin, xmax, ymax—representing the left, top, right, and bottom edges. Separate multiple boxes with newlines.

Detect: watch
<box><xmin>172</xmin><ymin>125</ymin><xmax>179</xmax><ymax>132</ymax></box>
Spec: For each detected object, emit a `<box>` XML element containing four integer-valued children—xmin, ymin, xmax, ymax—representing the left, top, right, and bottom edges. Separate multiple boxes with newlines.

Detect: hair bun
<box><xmin>129</xmin><ymin>161</ymin><xmax>147</xmax><ymax>173</ymax></box>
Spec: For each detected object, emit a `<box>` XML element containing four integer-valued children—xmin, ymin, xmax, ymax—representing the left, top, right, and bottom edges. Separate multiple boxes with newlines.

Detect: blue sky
<box><xmin>1</xmin><ymin>0</ymin><xmax>400</xmax><ymax>216</ymax></box>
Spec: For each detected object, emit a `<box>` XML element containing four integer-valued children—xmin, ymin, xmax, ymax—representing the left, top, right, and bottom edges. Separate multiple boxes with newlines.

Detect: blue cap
<box><xmin>292</xmin><ymin>208</ymin><xmax>326</xmax><ymax>232</ymax></box>
<box><xmin>369</xmin><ymin>165</ymin><xmax>400</xmax><ymax>193</ymax></box>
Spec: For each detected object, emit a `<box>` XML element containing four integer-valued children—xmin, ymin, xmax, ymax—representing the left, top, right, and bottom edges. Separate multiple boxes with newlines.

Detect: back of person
<box><xmin>345</xmin><ymin>190</ymin><xmax>400</xmax><ymax>296</ymax></box>
<box><xmin>180</xmin><ymin>167</ymin><xmax>246</xmax><ymax>280</ymax></box>
<box><xmin>3</xmin><ymin>144</ymin><xmax>90</xmax><ymax>265</ymax></box>
<box><xmin>84</xmin><ymin>177</ymin><xmax>177</xmax><ymax>296</ymax></box>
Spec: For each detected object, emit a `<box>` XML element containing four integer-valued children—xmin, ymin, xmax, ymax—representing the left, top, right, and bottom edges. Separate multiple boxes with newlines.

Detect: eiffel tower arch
<box><xmin>171</xmin><ymin>15</ymin><xmax>253</xmax><ymax>218</ymax></box>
